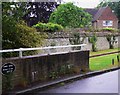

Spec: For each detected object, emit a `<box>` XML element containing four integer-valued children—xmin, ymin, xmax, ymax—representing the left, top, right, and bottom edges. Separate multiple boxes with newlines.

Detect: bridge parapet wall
<box><xmin>2</xmin><ymin>50</ymin><xmax>89</xmax><ymax>91</ymax></box>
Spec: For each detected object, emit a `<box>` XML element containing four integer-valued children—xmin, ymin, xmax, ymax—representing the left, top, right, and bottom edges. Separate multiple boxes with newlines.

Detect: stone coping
<box><xmin>2</xmin><ymin>50</ymin><xmax>88</xmax><ymax>60</ymax></box>
<box><xmin>47</xmin><ymin>32</ymin><xmax>120</xmax><ymax>38</ymax></box>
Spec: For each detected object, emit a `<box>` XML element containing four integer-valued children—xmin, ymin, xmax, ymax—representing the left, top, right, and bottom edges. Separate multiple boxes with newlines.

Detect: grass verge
<box><xmin>90</xmin><ymin>53</ymin><xmax>119</xmax><ymax>71</ymax></box>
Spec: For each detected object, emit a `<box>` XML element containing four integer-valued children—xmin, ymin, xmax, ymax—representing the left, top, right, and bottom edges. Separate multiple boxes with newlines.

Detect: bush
<box><xmin>16</xmin><ymin>23</ymin><xmax>45</xmax><ymax>48</ymax></box>
<box><xmin>33</xmin><ymin>22</ymin><xmax>63</xmax><ymax>32</ymax></box>
<box><xmin>102</xmin><ymin>28</ymin><xmax>118</xmax><ymax>32</ymax></box>
<box><xmin>86</xmin><ymin>27</ymin><xmax>119</xmax><ymax>32</ymax></box>
<box><xmin>69</xmin><ymin>32</ymin><xmax>86</xmax><ymax>50</ymax></box>
<box><xmin>106</xmin><ymin>34</ymin><xmax>117</xmax><ymax>49</ymax></box>
<box><xmin>2</xmin><ymin>21</ymin><xmax>46</xmax><ymax>58</ymax></box>
<box><xmin>88</xmin><ymin>34</ymin><xmax>98</xmax><ymax>52</ymax></box>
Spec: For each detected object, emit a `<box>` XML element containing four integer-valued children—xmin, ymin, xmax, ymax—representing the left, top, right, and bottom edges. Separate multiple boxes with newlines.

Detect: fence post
<box><xmin>48</xmin><ymin>48</ymin><xmax>51</xmax><ymax>55</ymax></box>
<box><xmin>112</xmin><ymin>59</ymin><xmax>114</xmax><ymax>65</ymax></box>
<box><xmin>117</xmin><ymin>55</ymin><xmax>119</xmax><ymax>63</ymax></box>
<box><xmin>19</xmin><ymin>48</ymin><xmax>23</xmax><ymax>58</ymax></box>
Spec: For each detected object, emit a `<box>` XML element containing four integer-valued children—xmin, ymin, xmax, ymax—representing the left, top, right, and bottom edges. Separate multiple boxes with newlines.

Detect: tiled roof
<box><xmin>85</xmin><ymin>8</ymin><xmax>98</xmax><ymax>18</ymax></box>
<box><xmin>93</xmin><ymin>7</ymin><xmax>106</xmax><ymax>21</ymax></box>
<box><xmin>85</xmin><ymin>7</ymin><xmax>107</xmax><ymax>21</ymax></box>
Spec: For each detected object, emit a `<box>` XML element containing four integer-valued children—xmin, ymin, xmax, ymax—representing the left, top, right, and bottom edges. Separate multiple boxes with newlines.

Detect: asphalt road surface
<box><xmin>36</xmin><ymin>69</ymin><xmax>119</xmax><ymax>94</ymax></box>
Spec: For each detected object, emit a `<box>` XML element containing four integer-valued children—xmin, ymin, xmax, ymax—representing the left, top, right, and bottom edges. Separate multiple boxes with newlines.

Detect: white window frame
<box><xmin>103</xmin><ymin>20</ymin><xmax>113</xmax><ymax>26</ymax></box>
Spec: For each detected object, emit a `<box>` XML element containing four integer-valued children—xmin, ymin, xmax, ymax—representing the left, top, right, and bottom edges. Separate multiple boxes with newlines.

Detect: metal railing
<box><xmin>0</xmin><ymin>44</ymin><xmax>86</xmax><ymax>58</ymax></box>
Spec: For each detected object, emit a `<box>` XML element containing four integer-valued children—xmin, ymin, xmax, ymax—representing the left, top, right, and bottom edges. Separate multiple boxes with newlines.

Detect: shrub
<box><xmin>86</xmin><ymin>27</ymin><xmax>119</xmax><ymax>32</ymax></box>
<box><xmin>33</xmin><ymin>22</ymin><xmax>63</xmax><ymax>32</ymax></box>
<box><xmin>69</xmin><ymin>32</ymin><xmax>86</xmax><ymax>50</ymax></box>
<box><xmin>3</xmin><ymin>73</ymin><xmax>14</xmax><ymax>91</ymax></box>
<box><xmin>16</xmin><ymin>23</ymin><xmax>45</xmax><ymax>48</ymax></box>
<box><xmin>106</xmin><ymin>34</ymin><xmax>117</xmax><ymax>49</ymax></box>
<box><xmin>2</xmin><ymin>21</ymin><xmax>46</xmax><ymax>58</ymax></box>
<box><xmin>88</xmin><ymin>34</ymin><xmax>98</xmax><ymax>52</ymax></box>
<box><xmin>102</xmin><ymin>28</ymin><xmax>118</xmax><ymax>32</ymax></box>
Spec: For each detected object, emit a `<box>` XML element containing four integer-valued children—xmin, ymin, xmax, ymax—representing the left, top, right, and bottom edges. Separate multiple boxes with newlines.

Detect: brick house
<box><xmin>85</xmin><ymin>6</ymin><xmax>118</xmax><ymax>29</ymax></box>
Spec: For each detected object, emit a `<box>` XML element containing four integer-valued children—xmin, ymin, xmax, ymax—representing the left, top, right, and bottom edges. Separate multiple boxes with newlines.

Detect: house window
<box><xmin>103</xmin><ymin>20</ymin><xmax>113</xmax><ymax>26</ymax></box>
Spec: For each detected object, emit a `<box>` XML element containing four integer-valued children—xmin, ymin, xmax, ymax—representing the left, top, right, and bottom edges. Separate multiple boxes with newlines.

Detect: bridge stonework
<box><xmin>2</xmin><ymin>51</ymin><xmax>89</xmax><ymax>92</ymax></box>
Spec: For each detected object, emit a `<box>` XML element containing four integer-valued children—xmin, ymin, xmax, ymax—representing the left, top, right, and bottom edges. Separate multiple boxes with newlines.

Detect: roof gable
<box><xmin>93</xmin><ymin>7</ymin><xmax>106</xmax><ymax>21</ymax></box>
<box><xmin>85</xmin><ymin>6</ymin><xmax>118</xmax><ymax>21</ymax></box>
<box><xmin>98</xmin><ymin>7</ymin><xmax>118</xmax><ymax>21</ymax></box>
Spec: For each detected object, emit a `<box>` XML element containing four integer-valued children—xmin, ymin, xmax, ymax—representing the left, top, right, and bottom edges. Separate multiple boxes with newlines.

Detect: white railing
<box><xmin>0</xmin><ymin>44</ymin><xmax>86</xmax><ymax>58</ymax></box>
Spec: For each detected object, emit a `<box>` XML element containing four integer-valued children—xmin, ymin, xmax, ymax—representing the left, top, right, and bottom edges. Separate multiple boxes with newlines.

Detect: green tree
<box><xmin>2</xmin><ymin>2</ymin><xmax>46</xmax><ymax>57</ymax></box>
<box><xmin>97</xmin><ymin>1</ymin><xmax>120</xmax><ymax>21</ymax></box>
<box><xmin>2</xmin><ymin>2</ymin><xmax>28</xmax><ymax>49</ymax></box>
<box><xmin>49</xmin><ymin>3</ymin><xmax>92</xmax><ymax>28</ymax></box>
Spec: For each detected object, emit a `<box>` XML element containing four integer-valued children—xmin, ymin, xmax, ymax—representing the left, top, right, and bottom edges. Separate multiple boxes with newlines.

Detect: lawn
<box><xmin>90</xmin><ymin>53</ymin><xmax>119</xmax><ymax>71</ymax></box>
<box><xmin>90</xmin><ymin>48</ymin><xmax>119</xmax><ymax>56</ymax></box>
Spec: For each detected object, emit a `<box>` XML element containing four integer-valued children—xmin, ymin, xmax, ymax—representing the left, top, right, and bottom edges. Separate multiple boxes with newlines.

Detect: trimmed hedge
<box><xmin>102</xmin><ymin>28</ymin><xmax>119</xmax><ymax>32</ymax></box>
<box><xmin>33</xmin><ymin>22</ymin><xmax>63</xmax><ymax>32</ymax></box>
<box><xmin>87</xmin><ymin>27</ymin><xmax>119</xmax><ymax>32</ymax></box>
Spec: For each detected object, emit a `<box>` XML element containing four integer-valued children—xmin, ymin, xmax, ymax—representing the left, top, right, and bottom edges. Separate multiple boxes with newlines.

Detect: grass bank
<box><xmin>90</xmin><ymin>53</ymin><xmax>119</xmax><ymax>71</ymax></box>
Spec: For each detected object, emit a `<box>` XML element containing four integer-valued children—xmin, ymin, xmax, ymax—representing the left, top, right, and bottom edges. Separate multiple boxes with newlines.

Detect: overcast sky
<box><xmin>62</xmin><ymin>0</ymin><xmax>101</xmax><ymax>8</ymax></box>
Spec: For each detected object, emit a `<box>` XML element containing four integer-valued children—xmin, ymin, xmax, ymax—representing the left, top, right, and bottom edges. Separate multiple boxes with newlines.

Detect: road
<box><xmin>34</xmin><ymin>69</ymin><xmax>119</xmax><ymax>94</ymax></box>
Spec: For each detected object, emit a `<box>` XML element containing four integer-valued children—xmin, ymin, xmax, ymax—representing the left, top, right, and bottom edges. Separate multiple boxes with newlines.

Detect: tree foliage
<box><xmin>2</xmin><ymin>2</ymin><xmax>59</xmax><ymax>26</ymax></box>
<box><xmin>97</xmin><ymin>1</ymin><xmax>120</xmax><ymax>21</ymax></box>
<box><xmin>49</xmin><ymin>3</ymin><xmax>92</xmax><ymax>28</ymax></box>
<box><xmin>3</xmin><ymin>21</ymin><xmax>46</xmax><ymax>57</ymax></box>
<box><xmin>16</xmin><ymin>22</ymin><xmax>45</xmax><ymax>48</ymax></box>
<box><xmin>2</xmin><ymin>2</ymin><xmax>46</xmax><ymax>57</ymax></box>
<box><xmin>2</xmin><ymin>2</ymin><xmax>28</xmax><ymax>49</ymax></box>
<box><xmin>23</xmin><ymin>2</ymin><xmax>58</xmax><ymax>26</ymax></box>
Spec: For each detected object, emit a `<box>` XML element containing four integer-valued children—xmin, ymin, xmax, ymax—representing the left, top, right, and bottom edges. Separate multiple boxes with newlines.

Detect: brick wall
<box><xmin>96</xmin><ymin>20</ymin><xmax>118</xmax><ymax>29</ymax></box>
